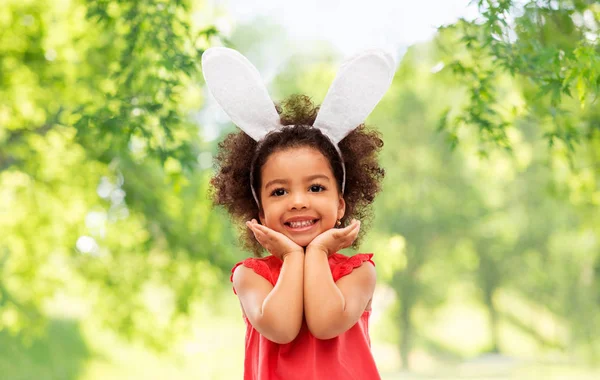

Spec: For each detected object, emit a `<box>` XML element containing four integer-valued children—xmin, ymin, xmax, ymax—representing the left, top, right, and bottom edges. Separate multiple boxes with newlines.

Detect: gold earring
<box><xmin>336</xmin><ymin>219</ymin><xmax>341</xmax><ymax>227</ymax></box>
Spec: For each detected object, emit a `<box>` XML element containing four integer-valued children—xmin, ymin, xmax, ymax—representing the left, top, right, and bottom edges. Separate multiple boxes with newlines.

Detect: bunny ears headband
<box><xmin>201</xmin><ymin>47</ymin><xmax>395</xmax><ymax>205</ymax></box>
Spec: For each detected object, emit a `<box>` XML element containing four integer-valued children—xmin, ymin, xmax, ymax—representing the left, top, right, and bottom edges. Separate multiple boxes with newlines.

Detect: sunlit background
<box><xmin>1</xmin><ymin>0</ymin><xmax>600</xmax><ymax>379</ymax></box>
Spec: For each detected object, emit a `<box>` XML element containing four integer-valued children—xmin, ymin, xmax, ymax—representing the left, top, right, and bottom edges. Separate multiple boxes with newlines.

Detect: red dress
<box><xmin>230</xmin><ymin>253</ymin><xmax>380</xmax><ymax>380</ymax></box>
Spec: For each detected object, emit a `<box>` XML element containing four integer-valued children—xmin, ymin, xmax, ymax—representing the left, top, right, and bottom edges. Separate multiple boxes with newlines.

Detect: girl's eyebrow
<box><xmin>306</xmin><ymin>174</ymin><xmax>331</xmax><ymax>183</ymax></box>
<box><xmin>264</xmin><ymin>178</ymin><xmax>288</xmax><ymax>189</ymax></box>
<box><xmin>264</xmin><ymin>174</ymin><xmax>331</xmax><ymax>189</ymax></box>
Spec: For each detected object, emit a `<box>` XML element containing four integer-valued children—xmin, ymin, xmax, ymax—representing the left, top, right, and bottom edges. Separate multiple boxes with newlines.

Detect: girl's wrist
<box><xmin>305</xmin><ymin>244</ymin><xmax>329</xmax><ymax>257</ymax></box>
<box><xmin>282</xmin><ymin>249</ymin><xmax>304</xmax><ymax>261</ymax></box>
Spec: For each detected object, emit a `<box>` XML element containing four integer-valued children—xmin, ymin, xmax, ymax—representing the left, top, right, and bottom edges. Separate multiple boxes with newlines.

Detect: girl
<box><xmin>203</xmin><ymin>47</ymin><xmax>394</xmax><ymax>379</ymax></box>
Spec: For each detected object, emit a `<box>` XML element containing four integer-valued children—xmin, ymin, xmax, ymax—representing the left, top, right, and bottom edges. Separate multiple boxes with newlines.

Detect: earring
<box><xmin>336</xmin><ymin>219</ymin><xmax>341</xmax><ymax>227</ymax></box>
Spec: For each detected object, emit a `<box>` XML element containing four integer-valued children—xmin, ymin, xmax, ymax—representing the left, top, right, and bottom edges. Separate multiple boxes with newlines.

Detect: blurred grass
<box><xmin>0</xmin><ymin>319</ymin><xmax>90</xmax><ymax>380</ymax></box>
<box><xmin>1</xmin><ymin>284</ymin><xmax>599</xmax><ymax>380</ymax></box>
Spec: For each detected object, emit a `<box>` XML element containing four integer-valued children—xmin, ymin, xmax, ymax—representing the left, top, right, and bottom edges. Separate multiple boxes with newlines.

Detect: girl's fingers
<box><xmin>253</xmin><ymin>225</ymin><xmax>274</xmax><ymax>241</ymax></box>
<box><xmin>252</xmin><ymin>223</ymin><xmax>272</xmax><ymax>234</ymax></box>
<box><xmin>250</xmin><ymin>227</ymin><xmax>263</xmax><ymax>239</ymax></box>
<box><xmin>247</xmin><ymin>222</ymin><xmax>268</xmax><ymax>246</ymax></box>
<box><xmin>252</xmin><ymin>223</ymin><xmax>268</xmax><ymax>231</ymax></box>
<box><xmin>247</xmin><ymin>222</ymin><xmax>288</xmax><ymax>253</ymax></box>
<box><xmin>341</xmin><ymin>220</ymin><xmax>360</xmax><ymax>235</ymax></box>
<box><xmin>247</xmin><ymin>220</ymin><xmax>268</xmax><ymax>235</ymax></box>
<box><xmin>346</xmin><ymin>219</ymin><xmax>359</xmax><ymax>228</ymax></box>
<box><xmin>343</xmin><ymin>223</ymin><xmax>360</xmax><ymax>246</ymax></box>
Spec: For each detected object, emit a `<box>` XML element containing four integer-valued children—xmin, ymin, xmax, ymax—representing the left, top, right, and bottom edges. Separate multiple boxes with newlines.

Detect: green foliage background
<box><xmin>1</xmin><ymin>0</ymin><xmax>599</xmax><ymax>378</ymax></box>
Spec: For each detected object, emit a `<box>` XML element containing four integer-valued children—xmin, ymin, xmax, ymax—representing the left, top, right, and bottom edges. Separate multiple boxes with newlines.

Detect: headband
<box><xmin>201</xmin><ymin>47</ymin><xmax>395</xmax><ymax>205</ymax></box>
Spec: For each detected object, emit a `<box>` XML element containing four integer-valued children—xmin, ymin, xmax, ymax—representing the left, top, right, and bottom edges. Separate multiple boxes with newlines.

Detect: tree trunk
<box><xmin>393</xmin><ymin>270</ymin><xmax>417</xmax><ymax>370</ymax></box>
<box><xmin>399</xmin><ymin>300</ymin><xmax>412</xmax><ymax>369</ymax></box>
<box><xmin>484</xmin><ymin>285</ymin><xmax>500</xmax><ymax>353</ymax></box>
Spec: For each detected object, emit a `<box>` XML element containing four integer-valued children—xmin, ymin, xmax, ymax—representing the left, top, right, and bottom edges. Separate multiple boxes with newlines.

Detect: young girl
<box><xmin>203</xmin><ymin>47</ymin><xmax>394</xmax><ymax>379</ymax></box>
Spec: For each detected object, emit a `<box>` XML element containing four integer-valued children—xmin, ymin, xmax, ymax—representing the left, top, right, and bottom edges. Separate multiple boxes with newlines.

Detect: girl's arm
<box><xmin>232</xmin><ymin>221</ymin><xmax>305</xmax><ymax>344</ymax></box>
<box><xmin>232</xmin><ymin>251</ymin><xmax>304</xmax><ymax>344</ymax></box>
<box><xmin>304</xmin><ymin>246</ymin><xmax>376</xmax><ymax>340</ymax></box>
<box><xmin>232</xmin><ymin>219</ymin><xmax>305</xmax><ymax>345</ymax></box>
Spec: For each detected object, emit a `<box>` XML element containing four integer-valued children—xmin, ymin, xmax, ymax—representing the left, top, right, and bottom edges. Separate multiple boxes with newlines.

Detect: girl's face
<box><xmin>258</xmin><ymin>146</ymin><xmax>345</xmax><ymax>248</ymax></box>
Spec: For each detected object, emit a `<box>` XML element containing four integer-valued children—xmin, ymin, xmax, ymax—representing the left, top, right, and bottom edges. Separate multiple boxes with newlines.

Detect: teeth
<box><xmin>289</xmin><ymin>220</ymin><xmax>314</xmax><ymax>228</ymax></box>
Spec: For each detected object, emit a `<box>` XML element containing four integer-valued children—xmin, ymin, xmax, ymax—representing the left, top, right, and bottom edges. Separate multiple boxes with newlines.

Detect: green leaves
<box><xmin>440</xmin><ymin>0</ymin><xmax>599</xmax><ymax>155</ymax></box>
<box><xmin>0</xmin><ymin>0</ymin><xmax>240</xmax><ymax>351</ymax></box>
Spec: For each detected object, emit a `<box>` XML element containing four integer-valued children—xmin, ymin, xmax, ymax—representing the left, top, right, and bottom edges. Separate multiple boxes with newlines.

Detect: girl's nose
<box><xmin>289</xmin><ymin>192</ymin><xmax>309</xmax><ymax>210</ymax></box>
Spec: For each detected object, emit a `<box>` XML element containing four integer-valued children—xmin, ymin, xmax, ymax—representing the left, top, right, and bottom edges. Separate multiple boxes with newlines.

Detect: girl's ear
<box><xmin>337</xmin><ymin>195</ymin><xmax>346</xmax><ymax>220</ymax></box>
<box><xmin>258</xmin><ymin>209</ymin><xmax>266</xmax><ymax>225</ymax></box>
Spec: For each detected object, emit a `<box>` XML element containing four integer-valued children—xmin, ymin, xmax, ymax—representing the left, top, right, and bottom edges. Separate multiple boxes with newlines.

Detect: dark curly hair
<box><xmin>210</xmin><ymin>94</ymin><xmax>384</xmax><ymax>256</ymax></box>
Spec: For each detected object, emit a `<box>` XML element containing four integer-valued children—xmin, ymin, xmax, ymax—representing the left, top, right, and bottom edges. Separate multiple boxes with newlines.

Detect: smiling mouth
<box><xmin>285</xmin><ymin>219</ymin><xmax>318</xmax><ymax>230</ymax></box>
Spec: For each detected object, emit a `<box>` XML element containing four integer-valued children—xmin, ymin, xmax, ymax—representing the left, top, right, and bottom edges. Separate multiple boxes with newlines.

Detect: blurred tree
<box><xmin>439</xmin><ymin>0</ymin><xmax>600</xmax><ymax>155</ymax></box>
<box><xmin>0</xmin><ymin>0</ymin><xmax>237</xmax><ymax>350</ymax></box>
<box><xmin>367</xmin><ymin>44</ymin><xmax>491</xmax><ymax>367</ymax></box>
<box><xmin>438</xmin><ymin>0</ymin><xmax>600</xmax><ymax>361</ymax></box>
<box><xmin>367</xmin><ymin>23</ymin><xmax>599</xmax><ymax>366</ymax></box>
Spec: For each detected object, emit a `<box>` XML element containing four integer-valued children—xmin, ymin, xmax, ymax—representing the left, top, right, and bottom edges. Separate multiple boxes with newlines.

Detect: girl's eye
<box><xmin>271</xmin><ymin>188</ymin><xmax>286</xmax><ymax>197</ymax></box>
<box><xmin>309</xmin><ymin>184</ymin><xmax>325</xmax><ymax>192</ymax></box>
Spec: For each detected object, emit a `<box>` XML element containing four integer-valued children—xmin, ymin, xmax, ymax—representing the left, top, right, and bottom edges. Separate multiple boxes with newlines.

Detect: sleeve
<box><xmin>230</xmin><ymin>258</ymin><xmax>275</xmax><ymax>294</ymax></box>
<box><xmin>331</xmin><ymin>253</ymin><xmax>375</xmax><ymax>282</ymax></box>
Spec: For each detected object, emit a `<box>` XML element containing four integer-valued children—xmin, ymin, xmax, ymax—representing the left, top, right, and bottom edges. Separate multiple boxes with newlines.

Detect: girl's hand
<box><xmin>307</xmin><ymin>219</ymin><xmax>361</xmax><ymax>256</ymax></box>
<box><xmin>246</xmin><ymin>219</ymin><xmax>304</xmax><ymax>260</ymax></box>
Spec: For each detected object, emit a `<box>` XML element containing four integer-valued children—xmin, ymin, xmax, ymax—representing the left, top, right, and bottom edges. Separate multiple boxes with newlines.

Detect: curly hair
<box><xmin>210</xmin><ymin>94</ymin><xmax>384</xmax><ymax>256</ymax></box>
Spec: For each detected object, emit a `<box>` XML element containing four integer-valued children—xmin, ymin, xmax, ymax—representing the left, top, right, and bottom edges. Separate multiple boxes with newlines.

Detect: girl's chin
<box><xmin>291</xmin><ymin>237</ymin><xmax>314</xmax><ymax>248</ymax></box>
<box><xmin>287</xmin><ymin>234</ymin><xmax>317</xmax><ymax>248</ymax></box>
<box><xmin>283</xmin><ymin>225</ymin><xmax>335</xmax><ymax>247</ymax></box>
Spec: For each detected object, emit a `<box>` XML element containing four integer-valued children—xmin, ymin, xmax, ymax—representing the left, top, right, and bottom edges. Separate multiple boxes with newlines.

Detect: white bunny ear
<box><xmin>314</xmin><ymin>49</ymin><xmax>395</xmax><ymax>144</ymax></box>
<box><xmin>201</xmin><ymin>47</ymin><xmax>281</xmax><ymax>141</ymax></box>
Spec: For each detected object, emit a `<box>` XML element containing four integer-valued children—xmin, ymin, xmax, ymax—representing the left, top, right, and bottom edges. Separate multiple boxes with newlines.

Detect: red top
<box><xmin>230</xmin><ymin>253</ymin><xmax>380</xmax><ymax>380</ymax></box>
